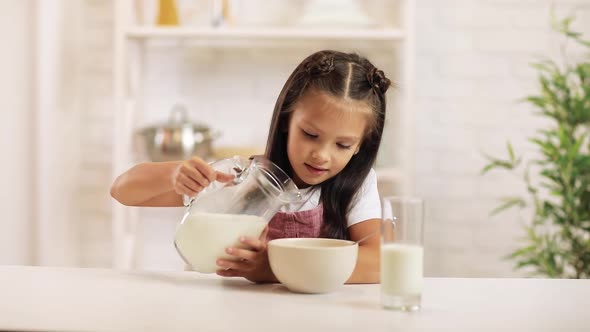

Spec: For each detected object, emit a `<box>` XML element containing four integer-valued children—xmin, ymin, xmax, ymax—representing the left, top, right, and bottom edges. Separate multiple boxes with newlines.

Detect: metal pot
<box><xmin>135</xmin><ymin>105</ymin><xmax>220</xmax><ymax>162</ymax></box>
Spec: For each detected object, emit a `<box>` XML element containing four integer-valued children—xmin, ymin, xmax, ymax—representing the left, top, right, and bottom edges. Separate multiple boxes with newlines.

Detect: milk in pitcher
<box><xmin>174</xmin><ymin>212</ymin><xmax>267</xmax><ymax>273</ymax></box>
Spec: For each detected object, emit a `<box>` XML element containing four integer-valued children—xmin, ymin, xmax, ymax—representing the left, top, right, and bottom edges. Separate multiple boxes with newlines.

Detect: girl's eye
<box><xmin>337</xmin><ymin>143</ymin><xmax>352</xmax><ymax>150</ymax></box>
<box><xmin>302</xmin><ymin>129</ymin><xmax>317</xmax><ymax>138</ymax></box>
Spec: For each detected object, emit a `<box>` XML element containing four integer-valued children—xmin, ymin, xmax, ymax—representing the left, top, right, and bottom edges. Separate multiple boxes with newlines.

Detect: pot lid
<box><xmin>150</xmin><ymin>104</ymin><xmax>211</xmax><ymax>132</ymax></box>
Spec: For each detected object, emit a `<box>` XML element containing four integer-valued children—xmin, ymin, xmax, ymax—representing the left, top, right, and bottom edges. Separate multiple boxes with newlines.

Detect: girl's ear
<box><xmin>354</xmin><ymin>147</ymin><xmax>360</xmax><ymax>155</ymax></box>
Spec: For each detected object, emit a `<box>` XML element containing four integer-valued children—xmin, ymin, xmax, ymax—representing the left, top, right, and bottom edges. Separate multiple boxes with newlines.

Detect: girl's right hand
<box><xmin>171</xmin><ymin>157</ymin><xmax>235</xmax><ymax>197</ymax></box>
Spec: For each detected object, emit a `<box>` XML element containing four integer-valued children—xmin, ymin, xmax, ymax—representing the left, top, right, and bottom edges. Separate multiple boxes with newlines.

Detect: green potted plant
<box><xmin>481</xmin><ymin>14</ymin><xmax>590</xmax><ymax>278</ymax></box>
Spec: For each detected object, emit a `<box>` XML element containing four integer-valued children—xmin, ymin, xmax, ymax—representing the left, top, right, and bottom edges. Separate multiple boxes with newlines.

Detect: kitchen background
<box><xmin>1</xmin><ymin>0</ymin><xmax>589</xmax><ymax>277</ymax></box>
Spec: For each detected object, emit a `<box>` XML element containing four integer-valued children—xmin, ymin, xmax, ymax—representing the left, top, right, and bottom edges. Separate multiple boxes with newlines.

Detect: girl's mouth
<box><xmin>304</xmin><ymin>163</ymin><xmax>328</xmax><ymax>176</ymax></box>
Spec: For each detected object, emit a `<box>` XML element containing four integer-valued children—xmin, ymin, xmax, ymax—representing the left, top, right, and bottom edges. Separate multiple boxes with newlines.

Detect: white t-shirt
<box><xmin>279</xmin><ymin>168</ymin><xmax>381</xmax><ymax>227</ymax></box>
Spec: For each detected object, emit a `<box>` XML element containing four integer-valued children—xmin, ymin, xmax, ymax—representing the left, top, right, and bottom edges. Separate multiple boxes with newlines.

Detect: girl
<box><xmin>111</xmin><ymin>50</ymin><xmax>391</xmax><ymax>284</ymax></box>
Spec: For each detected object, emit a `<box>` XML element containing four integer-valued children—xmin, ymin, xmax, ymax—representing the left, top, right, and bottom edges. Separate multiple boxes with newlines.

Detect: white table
<box><xmin>1</xmin><ymin>266</ymin><xmax>588</xmax><ymax>332</ymax></box>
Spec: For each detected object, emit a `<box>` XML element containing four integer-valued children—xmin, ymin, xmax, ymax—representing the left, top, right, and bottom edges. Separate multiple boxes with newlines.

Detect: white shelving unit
<box><xmin>112</xmin><ymin>1</ymin><xmax>415</xmax><ymax>269</ymax></box>
<box><xmin>125</xmin><ymin>26</ymin><xmax>405</xmax><ymax>40</ymax></box>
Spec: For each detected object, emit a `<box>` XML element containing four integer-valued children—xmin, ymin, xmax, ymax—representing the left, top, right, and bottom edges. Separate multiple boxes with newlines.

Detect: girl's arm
<box><xmin>346</xmin><ymin>218</ymin><xmax>381</xmax><ymax>284</ymax></box>
<box><xmin>110</xmin><ymin>161</ymin><xmax>184</xmax><ymax>207</ymax></box>
<box><xmin>111</xmin><ymin>157</ymin><xmax>235</xmax><ymax>207</ymax></box>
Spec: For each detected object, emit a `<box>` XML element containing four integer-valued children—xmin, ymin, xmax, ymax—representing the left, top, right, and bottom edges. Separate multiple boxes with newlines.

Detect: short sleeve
<box><xmin>347</xmin><ymin>168</ymin><xmax>381</xmax><ymax>227</ymax></box>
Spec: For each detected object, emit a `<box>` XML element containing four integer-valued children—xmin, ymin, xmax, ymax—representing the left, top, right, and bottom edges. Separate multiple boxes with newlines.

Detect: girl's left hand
<box><xmin>216</xmin><ymin>227</ymin><xmax>276</xmax><ymax>283</ymax></box>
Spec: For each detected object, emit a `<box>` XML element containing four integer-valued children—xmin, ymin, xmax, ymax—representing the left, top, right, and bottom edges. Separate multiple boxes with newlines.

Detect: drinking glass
<box><xmin>381</xmin><ymin>196</ymin><xmax>424</xmax><ymax>311</ymax></box>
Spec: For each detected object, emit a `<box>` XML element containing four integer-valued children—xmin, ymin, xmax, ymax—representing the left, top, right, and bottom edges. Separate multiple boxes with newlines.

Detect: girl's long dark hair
<box><xmin>265</xmin><ymin>50</ymin><xmax>391</xmax><ymax>239</ymax></box>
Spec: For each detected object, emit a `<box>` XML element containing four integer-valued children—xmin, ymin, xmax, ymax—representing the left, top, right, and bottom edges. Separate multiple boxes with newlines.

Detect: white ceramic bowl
<box><xmin>267</xmin><ymin>238</ymin><xmax>358</xmax><ymax>294</ymax></box>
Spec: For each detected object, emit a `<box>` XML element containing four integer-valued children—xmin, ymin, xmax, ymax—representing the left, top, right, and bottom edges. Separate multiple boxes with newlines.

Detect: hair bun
<box><xmin>305</xmin><ymin>53</ymin><xmax>335</xmax><ymax>77</ymax></box>
<box><xmin>367</xmin><ymin>67</ymin><xmax>391</xmax><ymax>95</ymax></box>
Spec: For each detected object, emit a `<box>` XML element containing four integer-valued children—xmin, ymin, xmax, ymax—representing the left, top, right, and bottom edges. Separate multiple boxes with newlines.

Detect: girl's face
<box><xmin>287</xmin><ymin>90</ymin><xmax>369</xmax><ymax>188</ymax></box>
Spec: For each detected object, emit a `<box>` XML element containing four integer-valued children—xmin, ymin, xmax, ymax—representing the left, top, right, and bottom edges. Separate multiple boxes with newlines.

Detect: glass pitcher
<box><xmin>174</xmin><ymin>155</ymin><xmax>302</xmax><ymax>273</ymax></box>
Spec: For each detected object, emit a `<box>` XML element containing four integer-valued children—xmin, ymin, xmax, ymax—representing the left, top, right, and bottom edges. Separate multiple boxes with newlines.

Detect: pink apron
<box><xmin>266</xmin><ymin>205</ymin><xmax>324</xmax><ymax>241</ymax></box>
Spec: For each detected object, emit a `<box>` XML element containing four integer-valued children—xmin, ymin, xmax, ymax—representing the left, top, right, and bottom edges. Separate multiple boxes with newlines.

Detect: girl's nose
<box><xmin>311</xmin><ymin>145</ymin><xmax>330</xmax><ymax>163</ymax></box>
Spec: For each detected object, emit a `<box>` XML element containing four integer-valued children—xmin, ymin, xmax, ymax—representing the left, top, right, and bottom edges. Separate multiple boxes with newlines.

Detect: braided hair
<box><xmin>265</xmin><ymin>50</ymin><xmax>392</xmax><ymax>239</ymax></box>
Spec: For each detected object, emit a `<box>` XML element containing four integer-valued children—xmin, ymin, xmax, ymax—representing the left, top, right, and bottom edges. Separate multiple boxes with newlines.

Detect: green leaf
<box><xmin>490</xmin><ymin>197</ymin><xmax>526</xmax><ymax>215</ymax></box>
<box><xmin>567</xmin><ymin>135</ymin><xmax>585</xmax><ymax>160</ymax></box>
<box><xmin>480</xmin><ymin>153</ymin><xmax>518</xmax><ymax>174</ymax></box>
<box><xmin>507</xmin><ymin>142</ymin><xmax>517</xmax><ymax>164</ymax></box>
<box><xmin>506</xmin><ymin>244</ymin><xmax>537</xmax><ymax>260</ymax></box>
<box><xmin>525</xmin><ymin>96</ymin><xmax>547</xmax><ymax>110</ymax></box>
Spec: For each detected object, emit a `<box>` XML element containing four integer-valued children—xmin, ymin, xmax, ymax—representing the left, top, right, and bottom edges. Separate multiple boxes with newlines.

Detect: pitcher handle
<box><xmin>183</xmin><ymin>155</ymin><xmax>251</xmax><ymax>208</ymax></box>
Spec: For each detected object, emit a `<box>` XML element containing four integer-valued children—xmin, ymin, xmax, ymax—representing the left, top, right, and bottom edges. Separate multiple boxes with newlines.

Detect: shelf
<box><xmin>125</xmin><ymin>26</ymin><xmax>405</xmax><ymax>42</ymax></box>
<box><xmin>113</xmin><ymin>0</ymin><xmax>414</xmax><ymax>269</ymax></box>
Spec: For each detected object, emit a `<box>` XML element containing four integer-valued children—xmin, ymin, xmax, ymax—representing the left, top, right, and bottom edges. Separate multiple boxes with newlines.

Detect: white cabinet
<box><xmin>112</xmin><ymin>0</ymin><xmax>415</xmax><ymax>269</ymax></box>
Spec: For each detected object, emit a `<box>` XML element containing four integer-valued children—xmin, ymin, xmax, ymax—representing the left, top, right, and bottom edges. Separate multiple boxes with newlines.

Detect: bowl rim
<box><xmin>268</xmin><ymin>237</ymin><xmax>357</xmax><ymax>250</ymax></box>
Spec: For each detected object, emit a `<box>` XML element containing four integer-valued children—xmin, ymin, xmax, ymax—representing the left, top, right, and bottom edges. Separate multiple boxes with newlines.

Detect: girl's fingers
<box><xmin>181</xmin><ymin>164</ymin><xmax>211</xmax><ymax>188</ymax></box>
<box><xmin>189</xmin><ymin>158</ymin><xmax>217</xmax><ymax>183</ymax></box>
<box><xmin>225</xmin><ymin>247</ymin><xmax>257</xmax><ymax>262</ymax></box>
<box><xmin>216</xmin><ymin>171</ymin><xmax>235</xmax><ymax>183</ymax></box>
<box><xmin>216</xmin><ymin>269</ymin><xmax>241</xmax><ymax>277</ymax></box>
<box><xmin>240</xmin><ymin>236</ymin><xmax>266</xmax><ymax>252</ymax></box>
<box><xmin>177</xmin><ymin>182</ymin><xmax>199</xmax><ymax>197</ymax></box>
<box><xmin>172</xmin><ymin>182</ymin><xmax>189</xmax><ymax>196</ymax></box>
<box><xmin>216</xmin><ymin>258</ymin><xmax>251</xmax><ymax>271</ymax></box>
<box><xmin>178</xmin><ymin>173</ymin><xmax>203</xmax><ymax>193</ymax></box>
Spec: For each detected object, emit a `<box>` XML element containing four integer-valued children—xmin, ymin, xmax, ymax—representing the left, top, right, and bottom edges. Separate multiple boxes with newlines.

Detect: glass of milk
<box><xmin>380</xmin><ymin>196</ymin><xmax>424</xmax><ymax>311</ymax></box>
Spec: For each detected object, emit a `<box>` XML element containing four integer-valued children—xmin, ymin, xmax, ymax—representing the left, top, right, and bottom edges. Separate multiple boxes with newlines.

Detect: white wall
<box><xmin>70</xmin><ymin>0</ymin><xmax>590</xmax><ymax>275</ymax></box>
<box><xmin>0</xmin><ymin>0</ymin><xmax>87</xmax><ymax>267</ymax></box>
<box><xmin>415</xmin><ymin>0</ymin><xmax>590</xmax><ymax>277</ymax></box>
<box><xmin>34</xmin><ymin>0</ymin><xmax>85</xmax><ymax>266</ymax></box>
<box><xmin>0</xmin><ymin>1</ymin><xmax>34</xmax><ymax>264</ymax></box>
